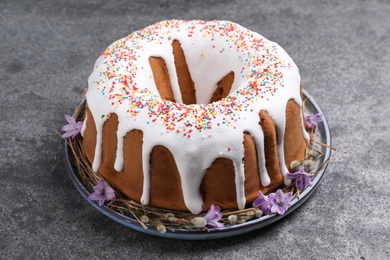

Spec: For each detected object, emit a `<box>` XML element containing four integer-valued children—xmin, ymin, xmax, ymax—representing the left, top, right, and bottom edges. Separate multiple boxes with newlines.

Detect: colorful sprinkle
<box><xmin>91</xmin><ymin>20</ymin><xmax>291</xmax><ymax>138</ymax></box>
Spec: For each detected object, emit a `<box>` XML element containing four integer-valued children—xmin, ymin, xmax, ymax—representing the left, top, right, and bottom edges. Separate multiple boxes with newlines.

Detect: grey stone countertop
<box><xmin>1</xmin><ymin>0</ymin><xmax>389</xmax><ymax>259</ymax></box>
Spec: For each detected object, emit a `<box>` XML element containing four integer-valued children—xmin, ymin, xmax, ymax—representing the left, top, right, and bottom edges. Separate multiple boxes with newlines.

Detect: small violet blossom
<box><xmin>61</xmin><ymin>114</ymin><xmax>83</xmax><ymax>139</ymax></box>
<box><xmin>305</xmin><ymin>113</ymin><xmax>323</xmax><ymax>128</ymax></box>
<box><xmin>287</xmin><ymin>166</ymin><xmax>314</xmax><ymax>191</ymax></box>
<box><xmin>204</xmin><ymin>204</ymin><xmax>224</xmax><ymax>228</ymax></box>
<box><xmin>88</xmin><ymin>179</ymin><xmax>116</xmax><ymax>206</ymax></box>
<box><xmin>252</xmin><ymin>191</ymin><xmax>271</xmax><ymax>213</ymax></box>
<box><xmin>268</xmin><ymin>189</ymin><xmax>293</xmax><ymax>215</ymax></box>
<box><xmin>253</xmin><ymin>189</ymin><xmax>292</xmax><ymax>215</ymax></box>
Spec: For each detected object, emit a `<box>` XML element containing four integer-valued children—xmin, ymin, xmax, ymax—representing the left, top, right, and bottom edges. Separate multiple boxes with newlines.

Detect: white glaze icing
<box><xmin>85</xmin><ymin>20</ymin><xmax>309</xmax><ymax>214</ymax></box>
<box><xmin>80</xmin><ymin>113</ymin><xmax>87</xmax><ymax>137</ymax></box>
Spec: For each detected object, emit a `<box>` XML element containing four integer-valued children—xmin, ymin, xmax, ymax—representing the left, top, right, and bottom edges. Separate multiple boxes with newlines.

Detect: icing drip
<box><xmin>80</xmin><ymin>113</ymin><xmax>87</xmax><ymax>137</ymax></box>
<box><xmin>250</xmin><ymin>128</ymin><xmax>270</xmax><ymax>187</ymax></box>
<box><xmin>85</xmin><ymin>20</ymin><xmax>309</xmax><ymax>214</ymax></box>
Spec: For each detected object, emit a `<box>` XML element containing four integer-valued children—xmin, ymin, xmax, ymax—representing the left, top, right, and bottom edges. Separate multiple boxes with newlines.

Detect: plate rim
<box><xmin>64</xmin><ymin>89</ymin><xmax>331</xmax><ymax>240</ymax></box>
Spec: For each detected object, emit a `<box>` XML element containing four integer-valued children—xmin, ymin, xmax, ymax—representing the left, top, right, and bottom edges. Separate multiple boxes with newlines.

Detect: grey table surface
<box><xmin>1</xmin><ymin>0</ymin><xmax>390</xmax><ymax>259</ymax></box>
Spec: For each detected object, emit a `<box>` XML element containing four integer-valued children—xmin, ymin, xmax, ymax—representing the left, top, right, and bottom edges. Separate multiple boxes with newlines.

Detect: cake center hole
<box><xmin>149</xmin><ymin>40</ymin><xmax>235</xmax><ymax>105</ymax></box>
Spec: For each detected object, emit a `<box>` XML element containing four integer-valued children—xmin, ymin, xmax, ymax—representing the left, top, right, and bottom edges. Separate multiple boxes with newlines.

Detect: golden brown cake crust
<box><xmin>210</xmin><ymin>71</ymin><xmax>234</xmax><ymax>103</ymax></box>
<box><xmin>149</xmin><ymin>145</ymin><xmax>187</xmax><ymax>210</ymax></box>
<box><xmin>172</xmin><ymin>40</ymin><xmax>196</xmax><ymax>104</ymax></box>
<box><xmin>149</xmin><ymin>57</ymin><xmax>176</xmax><ymax>102</ymax></box>
<box><xmin>284</xmin><ymin>99</ymin><xmax>307</xmax><ymax>171</ymax></box>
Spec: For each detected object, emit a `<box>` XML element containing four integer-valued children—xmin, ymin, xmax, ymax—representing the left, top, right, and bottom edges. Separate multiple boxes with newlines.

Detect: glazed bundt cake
<box><xmin>81</xmin><ymin>20</ymin><xmax>309</xmax><ymax>214</ymax></box>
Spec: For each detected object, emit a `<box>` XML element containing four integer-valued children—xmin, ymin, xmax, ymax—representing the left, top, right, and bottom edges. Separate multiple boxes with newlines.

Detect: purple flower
<box><xmin>88</xmin><ymin>179</ymin><xmax>116</xmax><ymax>206</ymax></box>
<box><xmin>288</xmin><ymin>166</ymin><xmax>314</xmax><ymax>191</ymax></box>
<box><xmin>305</xmin><ymin>113</ymin><xmax>323</xmax><ymax>128</ymax></box>
<box><xmin>253</xmin><ymin>189</ymin><xmax>294</xmax><ymax>215</ymax></box>
<box><xmin>268</xmin><ymin>189</ymin><xmax>292</xmax><ymax>215</ymax></box>
<box><xmin>252</xmin><ymin>191</ymin><xmax>272</xmax><ymax>213</ymax></box>
<box><xmin>61</xmin><ymin>114</ymin><xmax>83</xmax><ymax>139</ymax></box>
<box><xmin>204</xmin><ymin>204</ymin><xmax>224</xmax><ymax>228</ymax></box>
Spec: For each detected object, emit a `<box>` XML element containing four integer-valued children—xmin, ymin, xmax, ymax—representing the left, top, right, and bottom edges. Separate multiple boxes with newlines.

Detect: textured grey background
<box><xmin>1</xmin><ymin>0</ymin><xmax>390</xmax><ymax>259</ymax></box>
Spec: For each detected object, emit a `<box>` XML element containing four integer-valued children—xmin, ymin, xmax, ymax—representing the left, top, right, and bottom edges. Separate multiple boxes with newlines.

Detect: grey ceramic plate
<box><xmin>64</xmin><ymin>89</ymin><xmax>331</xmax><ymax>240</ymax></box>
